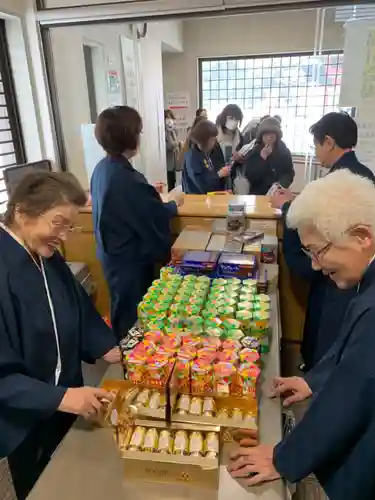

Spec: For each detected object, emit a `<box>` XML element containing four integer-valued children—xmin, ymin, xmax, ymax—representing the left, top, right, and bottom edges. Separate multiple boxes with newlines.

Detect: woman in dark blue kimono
<box><xmin>91</xmin><ymin>106</ymin><xmax>182</xmax><ymax>341</ymax></box>
<box><xmin>0</xmin><ymin>172</ymin><xmax>119</xmax><ymax>499</ymax></box>
<box><xmin>228</xmin><ymin>170</ymin><xmax>375</xmax><ymax>500</ymax></box>
<box><xmin>182</xmin><ymin>120</ymin><xmax>231</xmax><ymax>194</ymax></box>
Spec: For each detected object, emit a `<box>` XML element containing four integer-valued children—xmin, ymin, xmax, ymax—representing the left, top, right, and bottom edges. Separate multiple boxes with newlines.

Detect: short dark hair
<box><xmin>95</xmin><ymin>106</ymin><xmax>142</xmax><ymax>156</ymax></box>
<box><xmin>164</xmin><ymin>109</ymin><xmax>175</xmax><ymax>120</ymax></box>
<box><xmin>310</xmin><ymin>112</ymin><xmax>358</xmax><ymax>149</ymax></box>
<box><xmin>190</xmin><ymin>120</ymin><xmax>218</xmax><ymax>147</ymax></box>
<box><xmin>216</xmin><ymin>104</ymin><xmax>243</xmax><ymax>128</ymax></box>
<box><xmin>4</xmin><ymin>172</ymin><xmax>87</xmax><ymax>225</ymax></box>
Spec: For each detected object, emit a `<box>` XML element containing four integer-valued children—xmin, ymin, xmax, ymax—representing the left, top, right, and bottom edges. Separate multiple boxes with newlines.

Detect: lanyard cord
<box><xmin>0</xmin><ymin>223</ymin><xmax>62</xmax><ymax>385</ymax></box>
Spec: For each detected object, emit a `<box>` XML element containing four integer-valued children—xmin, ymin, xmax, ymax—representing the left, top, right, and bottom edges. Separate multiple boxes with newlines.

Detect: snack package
<box><xmin>202</xmin><ymin>397</ymin><xmax>216</xmax><ymax>417</ymax></box>
<box><xmin>147</xmin><ymin>354</ymin><xmax>171</xmax><ymax>383</ymax></box>
<box><xmin>135</xmin><ymin>389</ymin><xmax>150</xmax><ymax>406</ymax></box>
<box><xmin>125</xmin><ymin>354</ymin><xmax>145</xmax><ymax>384</ymax></box>
<box><xmin>191</xmin><ymin>360</ymin><xmax>214</xmax><ymax>394</ymax></box>
<box><xmin>214</xmin><ymin>362</ymin><xmax>236</xmax><ymax>396</ymax></box>
<box><xmin>142</xmin><ymin>428</ymin><xmax>159</xmax><ymax>452</ymax></box>
<box><xmin>148</xmin><ymin>391</ymin><xmax>161</xmax><ymax>409</ymax></box>
<box><xmin>128</xmin><ymin>426</ymin><xmax>146</xmax><ymax>451</ymax></box>
<box><xmin>189</xmin><ymin>396</ymin><xmax>203</xmax><ymax>416</ymax></box>
<box><xmin>173</xmin><ymin>430</ymin><xmax>189</xmax><ymax>455</ymax></box>
<box><xmin>189</xmin><ymin>431</ymin><xmax>204</xmax><ymax>457</ymax></box>
<box><xmin>175</xmin><ymin>358</ymin><xmax>191</xmax><ymax>392</ymax></box>
<box><xmin>158</xmin><ymin>430</ymin><xmax>173</xmax><ymax>454</ymax></box>
<box><xmin>204</xmin><ymin>432</ymin><xmax>219</xmax><ymax>458</ymax></box>
<box><xmin>176</xmin><ymin>394</ymin><xmax>191</xmax><ymax>415</ymax></box>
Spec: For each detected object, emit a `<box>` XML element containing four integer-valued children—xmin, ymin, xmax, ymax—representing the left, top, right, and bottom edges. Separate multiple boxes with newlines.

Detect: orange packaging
<box><xmin>182</xmin><ymin>336</ymin><xmax>201</xmax><ymax>349</ymax></box>
<box><xmin>214</xmin><ymin>362</ymin><xmax>236</xmax><ymax>396</ymax></box>
<box><xmin>233</xmin><ymin>363</ymin><xmax>260</xmax><ymax>397</ymax></box>
<box><xmin>216</xmin><ymin>349</ymin><xmax>239</xmax><ymax>363</ymax></box>
<box><xmin>201</xmin><ymin>338</ymin><xmax>221</xmax><ymax>350</ymax></box>
<box><xmin>144</xmin><ymin>331</ymin><xmax>164</xmax><ymax>344</ymax></box>
<box><xmin>191</xmin><ymin>359</ymin><xmax>213</xmax><ymax>394</ymax></box>
<box><xmin>132</xmin><ymin>340</ymin><xmax>156</xmax><ymax>358</ymax></box>
<box><xmin>175</xmin><ymin>358</ymin><xmax>191</xmax><ymax>392</ymax></box>
<box><xmin>196</xmin><ymin>349</ymin><xmax>217</xmax><ymax>364</ymax></box>
<box><xmin>126</xmin><ymin>353</ymin><xmax>146</xmax><ymax>384</ymax></box>
<box><xmin>162</xmin><ymin>333</ymin><xmax>181</xmax><ymax>349</ymax></box>
<box><xmin>147</xmin><ymin>354</ymin><xmax>170</xmax><ymax>382</ymax></box>
<box><xmin>178</xmin><ymin>346</ymin><xmax>196</xmax><ymax>360</ymax></box>
<box><xmin>239</xmin><ymin>348</ymin><xmax>260</xmax><ymax>364</ymax></box>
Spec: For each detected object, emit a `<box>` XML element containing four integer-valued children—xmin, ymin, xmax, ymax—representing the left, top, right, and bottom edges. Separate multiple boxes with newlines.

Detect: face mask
<box><xmin>225</xmin><ymin>119</ymin><xmax>238</xmax><ymax>131</ymax></box>
<box><xmin>166</xmin><ymin>118</ymin><xmax>174</xmax><ymax>128</ymax></box>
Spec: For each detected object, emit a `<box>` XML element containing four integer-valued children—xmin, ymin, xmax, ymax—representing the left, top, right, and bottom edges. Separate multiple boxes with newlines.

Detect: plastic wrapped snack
<box><xmin>204</xmin><ymin>432</ymin><xmax>219</xmax><ymax>458</ymax></box>
<box><xmin>189</xmin><ymin>396</ymin><xmax>203</xmax><ymax>416</ymax></box>
<box><xmin>189</xmin><ymin>431</ymin><xmax>204</xmax><ymax>457</ymax></box>
<box><xmin>202</xmin><ymin>397</ymin><xmax>216</xmax><ymax>417</ymax></box>
<box><xmin>128</xmin><ymin>426</ymin><xmax>146</xmax><ymax>451</ymax></box>
<box><xmin>216</xmin><ymin>408</ymin><xmax>229</xmax><ymax>419</ymax></box>
<box><xmin>232</xmin><ymin>408</ymin><xmax>243</xmax><ymax>421</ymax></box>
<box><xmin>142</xmin><ymin>428</ymin><xmax>159</xmax><ymax>452</ymax></box>
<box><xmin>173</xmin><ymin>430</ymin><xmax>189</xmax><ymax>455</ymax></box>
<box><xmin>148</xmin><ymin>391</ymin><xmax>161</xmax><ymax>409</ymax></box>
<box><xmin>157</xmin><ymin>430</ymin><xmax>173</xmax><ymax>454</ymax></box>
<box><xmin>177</xmin><ymin>394</ymin><xmax>191</xmax><ymax>415</ymax></box>
<box><xmin>135</xmin><ymin>389</ymin><xmax>150</xmax><ymax>406</ymax></box>
<box><xmin>122</xmin><ymin>387</ymin><xmax>139</xmax><ymax>405</ymax></box>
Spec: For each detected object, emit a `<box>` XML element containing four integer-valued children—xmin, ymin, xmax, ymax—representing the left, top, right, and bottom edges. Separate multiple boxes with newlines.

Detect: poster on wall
<box><xmin>167</xmin><ymin>91</ymin><xmax>190</xmax><ymax>141</ymax></box>
<box><xmin>107</xmin><ymin>70</ymin><xmax>121</xmax><ymax>94</ymax></box>
<box><xmin>120</xmin><ymin>36</ymin><xmax>139</xmax><ymax>110</ymax></box>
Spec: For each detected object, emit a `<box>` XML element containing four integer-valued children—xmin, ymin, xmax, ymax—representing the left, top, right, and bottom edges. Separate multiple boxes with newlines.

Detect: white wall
<box><xmin>50</xmin><ymin>24</ymin><xmax>129</xmax><ymax>187</ymax></box>
<box><xmin>163</xmin><ymin>9</ymin><xmax>345</xmax><ymax>122</ymax></box>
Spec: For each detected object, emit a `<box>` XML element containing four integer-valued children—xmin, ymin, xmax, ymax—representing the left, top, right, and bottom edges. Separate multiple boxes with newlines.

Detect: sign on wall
<box><xmin>167</xmin><ymin>91</ymin><xmax>190</xmax><ymax>140</ymax></box>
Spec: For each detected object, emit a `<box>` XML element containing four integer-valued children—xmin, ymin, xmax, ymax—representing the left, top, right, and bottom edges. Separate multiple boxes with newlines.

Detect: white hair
<box><xmin>287</xmin><ymin>169</ymin><xmax>375</xmax><ymax>241</ymax></box>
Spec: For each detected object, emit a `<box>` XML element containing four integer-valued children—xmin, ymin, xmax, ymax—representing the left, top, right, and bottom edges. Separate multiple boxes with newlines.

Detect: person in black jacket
<box><xmin>239</xmin><ymin>116</ymin><xmax>294</xmax><ymax>195</ymax></box>
<box><xmin>182</xmin><ymin>120</ymin><xmax>231</xmax><ymax>194</ymax></box>
<box><xmin>271</xmin><ymin>112</ymin><xmax>375</xmax><ymax>371</ymax></box>
<box><xmin>91</xmin><ymin>106</ymin><xmax>183</xmax><ymax>341</ymax></box>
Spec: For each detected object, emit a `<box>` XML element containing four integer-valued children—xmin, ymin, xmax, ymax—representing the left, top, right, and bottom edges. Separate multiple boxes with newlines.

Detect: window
<box><xmin>199</xmin><ymin>52</ymin><xmax>343</xmax><ymax>155</ymax></box>
<box><xmin>0</xmin><ymin>20</ymin><xmax>26</xmax><ymax>213</ymax></box>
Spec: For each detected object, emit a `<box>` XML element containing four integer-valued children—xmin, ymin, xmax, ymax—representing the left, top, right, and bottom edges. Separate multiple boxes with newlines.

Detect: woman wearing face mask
<box><xmin>91</xmin><ymin>106</ymin><xmax>183</xmax><ymax>342</ymax></box>
<box><xmin>164</xmin><ymin>109</ymin><xmax>180</xmax><ymax>191</ymax></box>
<box><xmin>0</xmin><ymin>172</ymin><xmax>119</xmax><ymax>499</ymax></box>
<box><xmin>240</xmin><ymin>116</ymin><xmax>294</xmax><ymax>195</ymax></box>
<box><xmin>182</xmin><ymin>120</ymin><xmax>231</xmax><ymax>194</ymax></box>
<box><xmin>213</xmin><ymin>104</ymin><xmax>244</xmax><ymax>166</ymax></box>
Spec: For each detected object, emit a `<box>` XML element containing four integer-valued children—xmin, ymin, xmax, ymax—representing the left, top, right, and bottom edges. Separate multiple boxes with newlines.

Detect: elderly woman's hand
<box><xmin>103</xmin><ymin>346</ymin><xmax>121</xmax><ymax>364</ymax></box>
<box><xmin>228</xmin><ymin>445</ymin><xmax>280</xmax><ymax>486</ymax></box>
<box><xmin>232</xmin><ymin>428</ymin><xmax>258</xmax><ymax>447</ymax></box>
<box><xmin>270</xmin><ymin>188</ymin><xmax>294</xmax><ymax>209</ymax></box>
<box><xmin>270</xmin><ymin>376</ymin><xmax>312</xmax><ymax>407</ymax></box>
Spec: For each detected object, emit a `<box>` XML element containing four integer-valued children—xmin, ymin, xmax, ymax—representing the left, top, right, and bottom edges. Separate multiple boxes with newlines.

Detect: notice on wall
<box><xmin>355</xmin><ymin>106</ymin><xmax>375</xmax><ymax>174</ymax></box>
<box><xmin>361</xmin><ymin>29</ymin><xmax>375</xmax><ymax>100</ymax></box>
<box><xmin>107</xmin><ymin>70</ymin><xmax>121</xmax><ymax>94</ymax></box>
<box><xmin>167</xmin><ymin>91</ymin><xmax>190</xmax><ymax>140</ymax></box>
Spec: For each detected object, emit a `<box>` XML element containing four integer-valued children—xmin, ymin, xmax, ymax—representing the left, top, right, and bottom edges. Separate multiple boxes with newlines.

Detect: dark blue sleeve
<box><xmin>186</xmin><ymin>152</ymin><xmax>222</xmax><ymax>193</ymax></box>
<box><xmin>75</xmin><ymin>280</ymin><xmax>117</xmax><ymax>363</ymax></box>
<box><xmin>112</xmin><ymin>178</ymin><xmax>174</xmax><ymax>262</ymax></box>
<box><xmin>278</xmin><ymin>150</ymin><xmax>295</xmax><ymax>188</ymax></box>
<box><xmin>273</xmin><ymin>310</ymin><xmax>374</xmax><ymax>482</ymax></box>
<box><xmin>0</xmin><ymin>279</ymin><xmax>66</xmax><ymax>417</ymax></box>
<box><xmin>282</xmin><ymin>202</ymin><xmax>315</xmax><ymax>281</ymax></box>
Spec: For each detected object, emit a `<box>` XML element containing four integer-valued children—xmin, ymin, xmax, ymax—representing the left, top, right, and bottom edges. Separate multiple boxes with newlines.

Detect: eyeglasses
<box><xmin>42</xmin><ymin>215</ymin><xmax>81</xmax><ymax>233</ymax></box>
<box><xmin>301</xmin><ymin>241</ymin><xmax>332</xmax><ymax>261</ymax></box>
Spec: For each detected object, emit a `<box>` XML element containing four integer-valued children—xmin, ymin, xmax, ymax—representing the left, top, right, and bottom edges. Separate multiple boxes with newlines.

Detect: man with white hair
<box><xmin>229</xmin><ymin>170</ymin><xmax>375</xmax><ymax>500</ymax></box>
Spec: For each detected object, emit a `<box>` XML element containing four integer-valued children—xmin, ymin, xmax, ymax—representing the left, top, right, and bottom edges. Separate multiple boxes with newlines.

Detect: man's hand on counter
<box><xmin>269</xmin><ymin>376</ymin><xmax>312</xmax><ymax>407</ymax></box>
<box><xmin>58</xmin><ymin>387</ymin><xmax>114</xmax><ymax>419</ymax></box>
<box><xmin>103</xmin><ymin>346</ymin><xmax>121</xmax><ymax>364</ymax></box>
<box><xmin>228</xmin><ymin>444</ymin><xmax>280</xmax><ymax>486</ymax></box>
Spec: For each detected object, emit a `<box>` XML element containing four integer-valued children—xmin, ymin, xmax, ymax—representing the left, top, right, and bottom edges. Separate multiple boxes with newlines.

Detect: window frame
<box><xmin>198</xmin><ymin>50</ymin><xmax>343</xmax><ymax>156</ymax></box>
<box><xmin>0</xmin><ymin>19</ymin><xmax>27</xmax><ymax>211</ymax></box>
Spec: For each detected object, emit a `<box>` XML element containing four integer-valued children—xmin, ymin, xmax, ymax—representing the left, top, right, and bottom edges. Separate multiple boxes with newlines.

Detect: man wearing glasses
<box><xmin>271</xmin><ymin>112</ymin><xmax>375</xmax><ymax>373</ymax></box>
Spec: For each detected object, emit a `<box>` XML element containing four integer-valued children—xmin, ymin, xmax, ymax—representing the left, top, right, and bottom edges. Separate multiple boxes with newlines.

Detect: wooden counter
<box><xmin>64</xmin><ymin>194</ymin><xmax>308</xmax><ymax>356</ymax></box>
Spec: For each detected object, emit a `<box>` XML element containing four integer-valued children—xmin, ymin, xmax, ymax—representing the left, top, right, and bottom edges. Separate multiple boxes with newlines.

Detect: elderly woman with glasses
<box><xmin>0</xmin><ymin>172</ymin><xmax>119</xmax><ymax>500</ymax></box>
<box><xmin>229</xmin><ymin>170</ymin><xmax>375</xmax><ymax>500</ymax></box>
